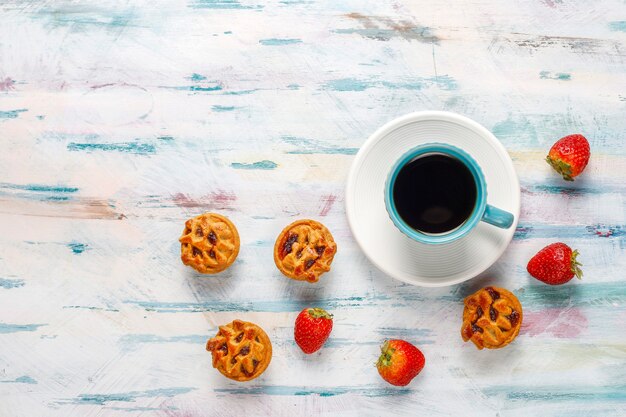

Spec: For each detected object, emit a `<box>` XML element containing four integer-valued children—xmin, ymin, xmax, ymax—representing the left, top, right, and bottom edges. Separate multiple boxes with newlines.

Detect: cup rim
<box><xmin>384</xmin><ymin>143</ymin><xmax>487</xmax><ymax>244</ymax></box>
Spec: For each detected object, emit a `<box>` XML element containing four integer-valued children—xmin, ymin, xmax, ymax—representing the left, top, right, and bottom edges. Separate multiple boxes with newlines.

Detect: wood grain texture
<box><xmin>1</xmin><ymin>0</ymin><xmax>625</xmax><ymax>416</ymax></box>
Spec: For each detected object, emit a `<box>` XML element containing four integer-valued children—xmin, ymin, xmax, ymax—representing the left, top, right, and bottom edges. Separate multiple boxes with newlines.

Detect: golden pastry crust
<box><xmin>206</xmin><ymin>320</ymin><xmax>272</xmax><ymax>382</ymax></box>
<box><xmin>273</xmin><ymin>219</ymin><xmax>337</xmax><ymax>283</ymax></box>
<box><xmin>461</xmin><ymin>286</ymin><xmax>523</xmax><ymax>350</ymax></box>
<box><xmin>179</xmin><ymin>213</ymin><xmax>240</xmax><ymax>274</ymax></box>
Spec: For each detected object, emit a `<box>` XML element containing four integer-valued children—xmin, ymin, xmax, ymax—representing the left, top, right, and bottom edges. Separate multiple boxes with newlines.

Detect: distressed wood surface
<box><xmin>1</xmin><ymin>1</ymin><xmax>625</xmax><ymax>416</ymax></box>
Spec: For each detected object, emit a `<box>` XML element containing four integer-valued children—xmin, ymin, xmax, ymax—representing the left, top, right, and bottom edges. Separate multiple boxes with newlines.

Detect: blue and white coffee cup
<box><xmin>384</xmin><ymin>143</ymin><xmax>514</xmax><ymax>244</ymax></box>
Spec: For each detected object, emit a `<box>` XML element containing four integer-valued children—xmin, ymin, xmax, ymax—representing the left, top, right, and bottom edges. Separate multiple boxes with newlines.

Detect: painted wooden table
<box><xmin>1</xmin><ymin>1</ymin><xmax>625</xmax><ymax>416</ymax></box>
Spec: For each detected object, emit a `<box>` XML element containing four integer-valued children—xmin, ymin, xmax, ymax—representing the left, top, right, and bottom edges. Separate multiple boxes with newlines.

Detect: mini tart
<box><xmin>179</xmin><ymin>213</ymin><xmax>240</xmax><ymax>274</ymax></box>
<box><xmin>206</xmin><ymin>320</ymin><xmax>272</xmax><ymax>382</ymax></box>
<box><xmin>461</xmin><ymin>286</ymin><xmax>523</xmax><ymax>350</ymax></box>
<box><xmin>273</xmin><ymin>219</ymin><xmax>337</xmax><ymax>283</ymax></box>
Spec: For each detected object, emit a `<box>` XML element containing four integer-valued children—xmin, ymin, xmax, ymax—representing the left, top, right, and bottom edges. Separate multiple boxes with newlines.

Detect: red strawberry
<box><xmin>294</xmin><ymin>308</ymin><xmax>333</xmax><ymax>354</ymax></box>
<box><xmin>546</xmin><ymin>134</ymin><xmax>590</xmax><ymax>181</ymax></box>
<box><xmin>376</xmin><ymin>339</ymin><xmax>425</xmax><ymax>386</ymax></box>
<box><xmin>527</xmin><ymin>242</ymin><xmax>583</xmax><ymax>285</ymax></box>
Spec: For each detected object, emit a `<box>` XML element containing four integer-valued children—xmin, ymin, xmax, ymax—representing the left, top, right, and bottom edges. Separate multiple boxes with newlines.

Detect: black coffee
<box><xmin>392</xmin><ymin>153</ymin><xmax>477</xmax><ymax>234</ymax></box>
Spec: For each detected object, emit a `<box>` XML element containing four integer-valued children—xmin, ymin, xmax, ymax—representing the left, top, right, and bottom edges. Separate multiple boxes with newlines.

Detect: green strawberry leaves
<box><xmin>307</xmin><ymin>308</ymin><xmax>333</xmax><ymax>320</ymax></box>
<box><xmin>570</xmin><ymin>249</ymin><xmax>583</xmax><ymax>280</ymax></box>
<box><xmin>376</xmin><ymin>340</ymin><xmax>394</xmax><ymax>368</ymax></box>
<box><xmin>546</xmin><ymin>156</ymin><xmax>574</xmax><ymax>181</ymax></box>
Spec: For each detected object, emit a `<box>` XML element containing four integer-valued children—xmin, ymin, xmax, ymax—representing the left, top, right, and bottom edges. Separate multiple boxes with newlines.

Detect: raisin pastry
<box><xmin>461</xmin><ymin>286</ymin><xmax>523</xmax><ymax>350</ymax></box>
<box><xmin>179</xmin><ymin>213</ymin><xmax>240</xmax><ymax>274</ymax></box>
<box><xmin>274</xmin><ymin>219</ymin><xmax>337</xmax><ymax>283</ymax></box>
<box><xmin>206</xmin><ymin>320</ymin><xmax>272</xmax><ymax>382</ymax></box>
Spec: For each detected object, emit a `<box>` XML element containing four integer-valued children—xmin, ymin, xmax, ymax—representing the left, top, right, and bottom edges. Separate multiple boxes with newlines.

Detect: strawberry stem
<box><xmin>376</xmin><ymin>340</ymin><xmax>394</xmax><ymax>368</ymax></box>
<box><xmin>571</xmin><ymin>249</ymin><xmax>583</xmax><ymax>279</ymax></box>
<box><xmin>307</xmin><ymin>308</ymin><xmax>333</xmax><ymax>320</ymax></box>
<box><xmin>546</xmin><ymin>156</ymin><xmax>574</xmax><ymax>181</ymax></box>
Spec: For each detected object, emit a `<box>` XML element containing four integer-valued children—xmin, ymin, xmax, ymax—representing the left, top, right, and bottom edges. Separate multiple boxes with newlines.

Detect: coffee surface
<box><xmin>393</xmin><ymin>154</ymin><xmax>477</xmax><ymax>234</ymax></box>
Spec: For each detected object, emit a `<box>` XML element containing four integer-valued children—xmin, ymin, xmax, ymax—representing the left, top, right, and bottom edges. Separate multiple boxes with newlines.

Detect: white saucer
<box><xmin>345</xmin><ymin>111</ymin><xmax>520</xmax><ymax>287</ymax></box>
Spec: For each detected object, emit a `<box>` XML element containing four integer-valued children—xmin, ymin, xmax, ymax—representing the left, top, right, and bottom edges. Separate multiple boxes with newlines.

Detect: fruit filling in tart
<box><xmin>274</xmin><ymin>219</ymin><xmax>337</xmax><ymax>282</ymax></box>
<box><xmin>179</xmin><ymin>212</ymin><xmax>240</xmax><ymax>274</ymax></box>
<box><xmin>206</xmin><ymin>320</ymin><xmax>272</xmax><ymax>382</ymax></box>
<box><xmin>461</xmin><ymin>286</ymin><xmax>523</xmax><ymax>350</ymax></box>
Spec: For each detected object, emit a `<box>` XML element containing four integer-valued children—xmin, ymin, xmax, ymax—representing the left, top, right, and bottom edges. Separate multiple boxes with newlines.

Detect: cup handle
<box><xmin>482</xmin><ymin>205</ymin><xmax>514</xmax><ymax>229</ymax></box>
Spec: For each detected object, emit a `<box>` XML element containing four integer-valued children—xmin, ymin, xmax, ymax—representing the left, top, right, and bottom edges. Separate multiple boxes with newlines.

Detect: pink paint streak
<box><xmin>172</xmin><ymin>190</ymin><xmax>237</xmax><ymax>210</ymax></box>
<box><xmin>0</xmin><ymin>77</ymin><xmax>15</xmax><ymax>91</ymax></box>
<box><xmin>541</xmin><ymin>0</ymin><xmax>561</xmax><ymax>8</ymax></box>
<box><xmin>590</xmin><ymin>225</ymin><xmax>615</xmax><ymax>237</ymax></box>
<box><xmin>522</xmin><ymin>308</ymin><xmax>588</xmax><ymax>338</ymax></box>
<box><xmin>319</xmin><ymin>194</ymin><xmax>337</xmax><ymax>216</ymax></box>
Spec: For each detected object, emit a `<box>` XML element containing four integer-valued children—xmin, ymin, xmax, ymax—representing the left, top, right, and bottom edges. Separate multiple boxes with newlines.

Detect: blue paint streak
<box><xmin>188</xmin><ymin>0</ymin><xmax>263</xmax><ymax>10</ymax></box>
<box><xmin>67</xmin><ymin>242</ymin><xmax>88</xmax><ymax>254</ymax></box>
<box><xmin>64</xmin><ymin>387</ymin><xmax>195</xmax><ymax>405</ymax></box>
<box><xmin>322</xmin><ymin>76</ymin><xmax>456</xmax><ymax>92</ymax></box>
<box><xmin>222</xmin><ymin>89</ymin><xmax>258</xmax><ymax>95</ymax></box>
<box><xmin>0</xmin><ymin>323</ymin><xmax>47</xmax><ymax>334</ymax></box>
<box><xmin>518</xmin><ymin>283</ymin><xmax>626</xmax><ymax>309</ymax></box>
<box><xmin>212</xmin><ymin>105</ymin><xmax>236</xmax><ymax>112</ymax></box>
<box><xmin>67</xmin><ymin>142</ymin><xmax>156</xmax><ymax>154</ymax></box>
<box><xmin>608</xmin><ymin>21</ymin><xmax>626</xmax><ymax>32</ymax></box>
<box><xmin>1</xmin><ymin>376</ymin><xmax>38</xmax><ymax>384</ymax></box>
<box><xmin>0</xmin><ymin>109</ymin><xmax>28</xmax><ymax>119</ymax></box>
<box><xmin>42</xmin><ymin>132</ymin><xmax>99</xmax><ymax>141</ymax></box>
<box><xmin>259</xmin><ymin>38</ymin><xmax>302</xmax><ymax>45</ymax></box>
<box><xmin>31</xmin><ymin>8</ymin><xmax>138</xmax><ymax>30</ymax></box>
<box><xmin>127</xmin><ymin>280</ymin><xmax>624</xmax><ymax>315</ymax></box>
<box><xmin>282</xmin><ymin>136</ymin><xmax>359</xmax><ymax>155</ymax></box>
<box><xmin>382</xmin><ymin>76</ymin><xmax>457</xmax><ymax>90</ymax></box>
<box><xmin>310</xmin><ymin>338</ymin><xmax>380</xmax><ymax>347</ymax></box>
<box><xmin>377</xmin><ymin>327</ymin><xmax>434</xmax><ymax>339</ymax></box>
<box><xmin>513</xmin><ymin>224</ymin><xmax>625</xmax><ymax>240</ymax></box>
<box><xmin>157</xmin><ymin>135</ymin><xmax>174</xmax><ymax>141</ymax></box>
<box><xmin>443</xmin><ymin>282</ymin><xmax>626</xmax><ymax>315</ymax></box>
<box><xmin>125</xmin><ymin>295</ymin><xmax>379</xmax><ymax>313</ymax></box>
<box><xmin>287</xmin><ymin>84</ymin><xmax>300</xmax><ymax>90</ymax></box>
<box><xmin>169</xmin><ymin>85</ymin><xmax>223</xmax><ymax>92</ymax></box>
<box><xmin>492</xmin><ymin>116</ymin><xmax>538</xmax><ymax>144</ymax></box>
<box><xmin>224</xmin><ymin>30</ymin><xmax>232</xmax><ymax>34</ymax></box>
<box><xmin>215</xmin><ymin>385</ymin><xmax>410</xmax><ymax>397</ymax></box>
<box><xmin>230</xmin><ymin>160</ymin><xmax>278</xmax><ymax>170</ymax></box>
<box><xmin>187</xmin><ymin>73</ymin><xmax>207</xmax><ymax>81</ymax></box>
<box><xmin>45</xmin><ymin>195</ymin><xmax>70</xmax><ymax>201</ymax></box>
<box><xmin>323</xmin><ymin>78</ymin><xmax>370</xmax><ymax>91</ymax></box>
<box><xmin>15</xmin><ymin>376</ymin><xmax>37</xmax><ymax>384</ymax></box>
<box><xmin>0</xmin><ymin>183</ymin><xmax>78</xmax><ymax>193</ymax></box>
<box><xmin>63</xmin><ymin>305</ymin><xmax>119</xmax><ymax>312</ymax></box>
<box><xmin>36</xmin><ymin>115</ymin><xmax>45</xmax><ymax>120</ymax></box>
<box><xmin>485</xmin><ymin>384</ymin><xmax>626</xmax><ymax>402</ymax></box>
<box><xmin>523</xmin><ymin>184</ymin><xmax>613</xmax><ymax>195</ymax></box>
<box><xmin>282</xmin><ymin>336</ymin><xmax>434</xmax><ymax>347</ymax></box>
<box><xmin>0</xmin><ymin>278</ymin><xmax>25</xmax><ymax>289</ymax></box>
<box><xmin>539</xmin><ymin>70</ymin><xmax>571</xmax><ymax>81</ymax></box>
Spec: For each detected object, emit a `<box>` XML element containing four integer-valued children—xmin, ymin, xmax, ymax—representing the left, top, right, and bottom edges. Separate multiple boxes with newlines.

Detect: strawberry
<box><xmin>546</xmin><ymin>134</ymin><xmax>590</xmax><ymax>181</ymax></box>
<box><xmin>376</xmin><ymin>339</ymin><xmax>425</xmax><ymax>386</ymax></box>
<box><xmin>294</xmin><ymin>308</ymin><xmax>333</xmax><ymax>354</ymax></box>
<box><xmin>527</xmin><ymin>242</ymin><xmax>583</xmax><ymax>285</ymax></box>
